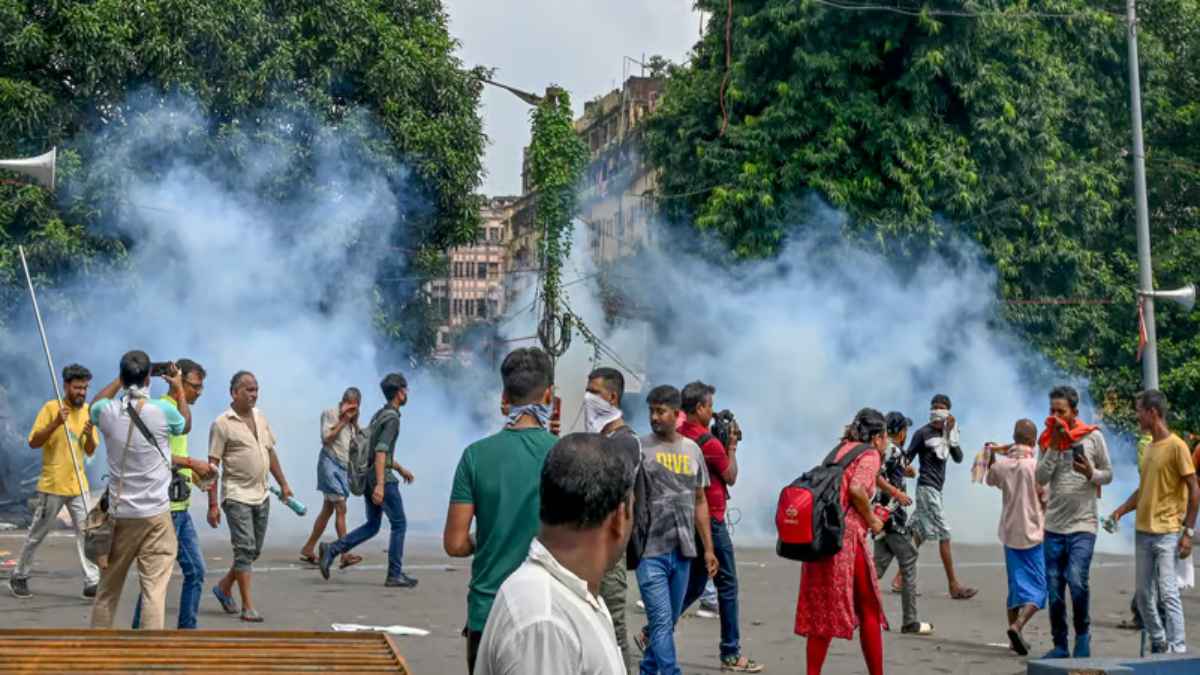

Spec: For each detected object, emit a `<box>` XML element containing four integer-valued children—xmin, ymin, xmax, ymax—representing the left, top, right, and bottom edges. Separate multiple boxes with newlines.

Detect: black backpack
<box><xmin>775</xmin><ymin>443</ymin><xmax>870</xmax><ymax>562</ymax></box>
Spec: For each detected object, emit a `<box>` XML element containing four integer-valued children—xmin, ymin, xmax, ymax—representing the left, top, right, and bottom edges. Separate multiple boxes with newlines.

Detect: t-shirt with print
<box><xmin>29</xmin><ymin>399</ymin><xmax>99</xmax><ymax>496</ymax></box>
<box><xmin>639</xmin><ymin>433</ymin><xmax>709</xmax><ymax>560</ymax></box>
<box><xmin>209</xmin><ymin>408</ymin><xmax>277</xmax><ymax>506</ymax></box>
<box><xmin>1135</xmin><ymin>434</ymin><xmax>1197</xmax><ymax>534</ymax></box>
<box><xmin>91</xmin><ymin>392</ymin><xmax>185</xmax><ymax>519</ymax></box>
<box><xmin>450</xmin><ymin>426</ymin><xmax>557</xmax><ymax>632</ymax></box>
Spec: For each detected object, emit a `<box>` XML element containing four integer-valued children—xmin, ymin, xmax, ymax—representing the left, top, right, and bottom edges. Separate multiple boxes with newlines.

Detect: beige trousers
<box><xmin>90</xmin><ymin>512</ymin><xmax>177</xmax><ymax>629</ymax></box>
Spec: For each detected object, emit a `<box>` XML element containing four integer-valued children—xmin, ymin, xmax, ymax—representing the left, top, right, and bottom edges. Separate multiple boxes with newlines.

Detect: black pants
<box><xmin>466</xmin><ymin>628</ymin><xmax>482</xmax><ymax>673</ymax></box>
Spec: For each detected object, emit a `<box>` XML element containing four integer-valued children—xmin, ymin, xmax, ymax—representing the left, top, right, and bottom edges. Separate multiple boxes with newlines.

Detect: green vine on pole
<box><xmin>527</xmin><ymin>86</ymin><xmax>588</xmax><ymax>360</ymax></box>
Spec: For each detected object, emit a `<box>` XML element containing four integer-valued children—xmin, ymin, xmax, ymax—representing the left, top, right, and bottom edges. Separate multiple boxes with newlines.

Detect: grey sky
<box><xmin>443</xmin><ymin>0</ymin><xmax>702</xmax><ymax>196</ymax></box>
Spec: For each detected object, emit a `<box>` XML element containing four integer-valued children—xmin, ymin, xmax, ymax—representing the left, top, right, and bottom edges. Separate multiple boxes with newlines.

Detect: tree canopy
<box><xmin>646</xmin><ymin>0</ymin><xmax>1200</xmax><ymax>430</ymax></box>
<box><xmin>0</xmin><ymin>0</ymin><xmax>487</xmax><ymax>353</ymax></box>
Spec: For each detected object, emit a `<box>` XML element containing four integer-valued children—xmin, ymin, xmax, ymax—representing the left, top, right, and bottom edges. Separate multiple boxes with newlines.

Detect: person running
<box><xmin>986</xmin><ymin>419</ymin><xmax>1047</xmax><ymax>656</ymax></box>
<box><xmin>443</xmin><ymin>348</ymin><xmax>558</xmax><ymax>674</ymax></box>
<box><xmin>318</xmin><ymin>374</ymin><xmax>417</xmax><ymax>587</ymax></box>
<box><xmin>10</xmin><ymin>364</ymin><xmax>100</xmax><ymax>600</ymax></box>
<box><xmin>300</xmin><ymin>387</ymin><xmax>364</xmax><ymax>570</ymax></box>
<box><xmin>905</xmin><ymin>393</ymin><xmax>977</xmax><ymax>600</ymax></box>
<box><xmin>1108</xmin><ymin>390</ymin><xmax>1199</xmax><ymax>654</ymax></box>
<box><xmin>1035</xmin><ymin>385</ymin><xmax>1112</xmax><ymax>659</ymax></box>
<box><xmin>475</xmin><ymin>433</ymin><xmax>633</xmax><ymax>675</ymax></box>
<box><xmin>795</xmin><ymin>408</ymin><xmax>888</xmax><ymax>675</ymax></box>
<box><xmin>873</xmin><ymin>412</ymin><xmax>933</xmax><ymax>636</ymax></box>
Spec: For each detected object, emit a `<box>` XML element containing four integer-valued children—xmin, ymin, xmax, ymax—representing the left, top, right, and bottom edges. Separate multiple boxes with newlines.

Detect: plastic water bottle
<box><xmin>270</xmin><ymin>486</ymin><xmax>307</xmax><ymax>516</ymax></box>
<box><xmin>1102</xmin><ymin>514</ymin><xmax>1118</xmax><ymax>534</ymax></box>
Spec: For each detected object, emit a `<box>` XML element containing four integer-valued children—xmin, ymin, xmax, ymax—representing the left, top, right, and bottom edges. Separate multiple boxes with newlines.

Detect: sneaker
<box><xmin>696</xmin><ymin>608</ymin><xmax>719</xmax><ymax>619</ymax></box>
<box><xmin>700</xmin><ymin>598</ymin><xmax>719</xmax><ymax>613</ymax></box>
<box><xmin>318</xmin><ymin>542</ymin><xmax>334</xmax><ymax>581</ymax></box>
<box><xmin>82</xmin><ymin>583</ymin><xmax>98</xmax><ymax>599</ymax></box>
<box><xmin>9</xmin><ymin>577</ymin><xmax>31</xmax><ymax>599</ymax></box>
<box><xmin>1041</xmin><ymin>645</ymin><xmax>1069</xmax><ymax>659</ymax></box>
<box><xmin>1072</xmin><ymin>633</ymin><xmax>1091</xmax><ymax>658</ymax></box>
<box><xmin>384</xmin><ymin>574</ymin><xmax>418</xmax><ymax>588</ymax></box>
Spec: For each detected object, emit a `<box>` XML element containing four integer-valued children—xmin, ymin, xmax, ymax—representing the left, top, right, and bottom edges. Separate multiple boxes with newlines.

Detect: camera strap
<box><xmin>126</xmin><ymin>401</ymin><xmax>175</xmax><ymax>472</ymax></box>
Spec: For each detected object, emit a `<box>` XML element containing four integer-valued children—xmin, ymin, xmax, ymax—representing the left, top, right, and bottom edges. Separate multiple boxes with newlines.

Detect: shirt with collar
<box><xmin>209</xmin><ymin>407</ymin><xmax>276</xmax><ymax>505</ymax></box>
<box><xmin>476</xmin><ymin>539</ymin><xmax>625</xmax><ymax>675</ymax></box>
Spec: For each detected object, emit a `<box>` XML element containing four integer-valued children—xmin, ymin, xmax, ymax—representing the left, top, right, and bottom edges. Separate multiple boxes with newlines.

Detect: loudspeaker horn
<box><xmin>1140</xmin><ymin>284</ymin><xmax>1196</xmax><ymax>312</ymax></box>
<box><xmin>0</xmin><ymin>147</ymin><xmax>56</xmax><ymax>191</ymax></box>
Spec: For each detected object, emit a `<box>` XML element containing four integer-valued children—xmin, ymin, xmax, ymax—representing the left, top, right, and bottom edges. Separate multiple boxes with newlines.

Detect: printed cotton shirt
<box><xmin>476</xmin><ymin>539</ymin><xmax>625</xmax><ymax>675</ymax></box>
<box><xmin>639</xmin><ymin>433</ymin><xmax>709</xmax><ymax>560</ymax></box>
<box><xmin>209</xmin><ymin>408</ymin><xmax>277</xmax><ymax>505</ymax></box>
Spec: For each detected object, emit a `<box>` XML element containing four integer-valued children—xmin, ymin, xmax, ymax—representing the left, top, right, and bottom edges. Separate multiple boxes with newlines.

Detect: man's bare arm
<box><xmin>444</xmin><ymin>503</ymin><xmax>476</xmax><ymax>557</ymax></box>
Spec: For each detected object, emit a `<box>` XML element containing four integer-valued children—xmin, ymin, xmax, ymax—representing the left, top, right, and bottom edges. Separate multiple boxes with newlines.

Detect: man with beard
<box><xmin>475</xmin><ymin>433</ymin><xmax>633</xmax><ymax>675</ymax></box>
<box><xmin>319</xmin><ymin>374</ymin><xmax>417</xmax><ymax>587</ymax></box>
<box><xmin>10</xmin><ymin>364</ymin><xmax>100</xmax><ymax>599</ymax></box>
<box><xmin>1035</xmin><ymin>385</ymin><xmax>1112</xmax><ymax>658</ymax></box>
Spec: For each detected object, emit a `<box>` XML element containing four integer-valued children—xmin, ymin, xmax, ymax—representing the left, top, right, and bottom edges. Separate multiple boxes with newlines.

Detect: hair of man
<box><xmin>885</xmin><ymin>411</ymin><xmax>910</xmax><ymax>436</ymax></box>
<box><xmin>844</xmin><ymin>407</ymin><xmax>886</xmax><ymax>443</ymax></box>
<box><xmin>1136</xmin><ymin>389</ymin><xmax>1169</xmax><ymax>419</ymax></box>
<box><xmin>119</xmin><ymin>350</ymin><xmax>151</xmax><ymax>387</ymax></box>
<box><xmin>680</xmin><ymin>381</ymin><xmax>716</xmax><ymax>415</ymax></box>
<box><xmin>229</xmin><ymin>370</ymin><xmax>255</xmax><ymax>393</ymax></box>
<box><xmin>1013</xmin><ymin>419</ymin><xmax>1038</xmax><ymax>446</ymax></box>
<box><xmin>176</xmin><ymin>358</ymin><xmax>206</xmax><ymax>380</ymax></box>
<box><xmin>540</xmin><ymin>433</ymin><xmax>634</xmax><ymax>529</ymax></box>
<box><xmin>930</xmin><ymin>393</ymin><xmax>952</xmax><ymax>410</ymax></box>
<box><xmin>501</xmin><ymin>347</ymin><xmax>553</xmax><ymax>405</ymax></box>
<box><xmin>380</xmin><ymin>373</ymin><xmax>407</xmax><ymax>402</ymax></box>
<box><xmin>645</xmin><ymin>384</ymin><xmax>681</xmax><ymax>410</ymax></box>
<box><xmin>587</xmin><ymin>366</ymin><xmax>625</xmax><ymax>404</ymax></box>
<box><xmin>1049</xmin><ymin>385</ymin><xmax>1079</xmax><ymax>412</ymax></box>
<box><xmin>62</xmin><ymin>363</ymin><xmax>92</xmax><ymax>384</ymax></box>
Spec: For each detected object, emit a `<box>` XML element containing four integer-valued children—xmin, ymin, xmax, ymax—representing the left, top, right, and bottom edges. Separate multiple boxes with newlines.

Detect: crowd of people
<box><xmin>6</xmin><ymin>345</ymin><xmax>1200</xmax><ymax>674</ymax></box>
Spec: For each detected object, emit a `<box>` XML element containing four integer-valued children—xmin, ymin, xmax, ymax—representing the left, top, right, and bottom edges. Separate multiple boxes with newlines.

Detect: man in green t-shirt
<box><xmin>130</xmin><ymin>359</ymin><xmax>214</xmax><ymax>629</ymax></box>
<box><xmin>444</xmin><ymin>347</ymin><xmax>558</xmax><ymax>674</ymax></box>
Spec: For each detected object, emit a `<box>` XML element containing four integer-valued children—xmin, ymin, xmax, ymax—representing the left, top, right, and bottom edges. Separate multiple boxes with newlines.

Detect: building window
<box><xmin>453</xmin><ymin>299</ymin><xmax>461</xmax><ymax>316</ymax></box>
<box><xmin>478</xmin><ymin>300</ymin><xmax>487</xmax><ymax>318</ymax></box>
<box><xmin>477</xmin><ymin>262</ymin><xmax>487</xmax><ymax>280</ymax></box>
<box><xmin>465</xmin><ymin>299</ymin><xmax>474</xmax><ymax>317</ymax></box>
<box><xmin>489</xmin><ymin>262</ymin><xmax>500</xmax><ymax>279</ymax></box>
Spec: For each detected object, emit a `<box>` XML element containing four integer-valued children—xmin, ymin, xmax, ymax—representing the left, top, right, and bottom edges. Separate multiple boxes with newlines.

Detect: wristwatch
<box><xmin>1184</xmin><ymin>527</ymin><xmax>1196</xmax><ymax>538</ymax></box>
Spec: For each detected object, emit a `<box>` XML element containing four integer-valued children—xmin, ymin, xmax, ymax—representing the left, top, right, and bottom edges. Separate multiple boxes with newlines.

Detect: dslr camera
<box><xmin>711</xmin><ymin>409</ymin><xmax>743</xmax><ymax>448</ymax></box>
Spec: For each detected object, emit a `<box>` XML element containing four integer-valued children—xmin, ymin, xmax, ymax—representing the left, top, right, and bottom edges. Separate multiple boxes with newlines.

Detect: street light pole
<box><xmin>1127</xmin><ymin>0</ymin><xmax>1158</xmax><ymax>390</ymax></box>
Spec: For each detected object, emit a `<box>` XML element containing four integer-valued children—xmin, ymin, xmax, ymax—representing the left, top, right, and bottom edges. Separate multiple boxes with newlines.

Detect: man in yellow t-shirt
<box><xmin>1109</xmin><ymin>390</ymin><xmax>1200</xmax><ymax>654</ymax></box>
<box><xmin>9</xmin><ymin>364</ymin><xmax>100</xmax><ymax>600</ymax></box>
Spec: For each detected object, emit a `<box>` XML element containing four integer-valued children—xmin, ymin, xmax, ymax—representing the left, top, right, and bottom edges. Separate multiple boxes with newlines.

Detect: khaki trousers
<box><xmin>90</xmin><ymin>512</ymin><xmax>177</xmax><ymax>629</ymax></box>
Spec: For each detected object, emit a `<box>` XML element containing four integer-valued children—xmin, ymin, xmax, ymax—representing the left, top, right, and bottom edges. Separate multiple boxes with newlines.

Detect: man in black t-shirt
<box><xmin>904</xmin><ymin>394</ymin><xmax>977</xmax><ymax>600</ymax></box>
<box><xmin>874</xmin><ymin>413</ymin><xmax>932</xmax><ymax>634</ymax></box>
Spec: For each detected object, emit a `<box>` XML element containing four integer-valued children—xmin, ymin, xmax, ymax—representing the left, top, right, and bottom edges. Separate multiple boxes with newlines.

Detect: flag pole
<box><xmin>18</xmin><ymin>245</ymin><xmax>90</xmax><ymax>513</ymax></box>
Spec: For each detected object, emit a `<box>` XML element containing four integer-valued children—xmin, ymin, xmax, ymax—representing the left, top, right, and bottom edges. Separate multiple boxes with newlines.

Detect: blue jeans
<box><xmin>329</xmin><ymin>481</ymin><xmax>407</xmax><ymax>578</ymax></box>
<box><xmin>1043</xmin><ymin>531</ymin><xmax>1095</xmax><ymax>647</ymax></box>
<box><xmin>637</xmin><ymin>549</ymin><xmax>691</xmax><ymax>675</ymax></box>
<box><xmin>133</xmin><ymin>511</ymin><xmax>205</xmax><ymax>629</ymax></box>
<box><xmin>1135</xmin><ymin>531</ymin><xmax>1187</xmax><ymax>652</ymax></box>
<box><xmin>681</xmin><ymin>519</ymin><xmax>740</xmax><ymax>659</ymax></box>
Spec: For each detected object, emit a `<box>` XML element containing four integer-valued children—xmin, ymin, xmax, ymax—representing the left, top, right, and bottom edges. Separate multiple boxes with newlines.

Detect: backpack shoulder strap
<box><xmin>833</xmin><ymin>443</ymin><xmax>871</xmax><ymax>469</ymax></box>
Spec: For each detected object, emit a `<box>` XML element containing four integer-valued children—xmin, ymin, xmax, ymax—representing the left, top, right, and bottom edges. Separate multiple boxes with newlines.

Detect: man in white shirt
<box><xmin>476</xmin><ymin>433</ymin><xmax>635</xmax><ymax>675</ymax></box>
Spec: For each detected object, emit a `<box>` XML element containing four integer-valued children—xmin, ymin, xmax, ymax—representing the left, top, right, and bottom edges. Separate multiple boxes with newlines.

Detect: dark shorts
<box><xmin>316</xmin><ymin>451</ymin><xmax>350</xmax><ymax>502</ymax></box>
<box><xmin>223</xmin><ymin>499</ymin><xmax>269</xmax><ymax>572</ymax></box>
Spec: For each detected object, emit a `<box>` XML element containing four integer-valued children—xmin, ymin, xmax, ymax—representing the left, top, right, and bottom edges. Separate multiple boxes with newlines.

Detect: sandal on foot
<box><xmin>211</xmin><ymin>585</ymin><xmax>239</xmax><ymax>614</ymax></box>
<box><xmin>299</xmin><ymin>553</ymin><xmax>319</xmax><ymax>565</ymax></box>
<box><xmin>950</xmin><ymin>587</ymin><xmax>978</xmax><ymax>600</ymax></box>
<box><xmin>339</xmin><ymin>553</ymin><xmax>363</xmax><ymax>569</ymax></box>
<box><xmin>241</xmin><ymin>608</ymin><xmax>264</xmax><ymax>623</ymax></box>
<box><xmin>721</xmin><ymin>655</ymin><xmax>764</xmax><ymax>672</ymax></box>
<box><xmin>1007</xmin><ymin>628</ymin><xmax>1029</xmax><ymax>656</ymax></box>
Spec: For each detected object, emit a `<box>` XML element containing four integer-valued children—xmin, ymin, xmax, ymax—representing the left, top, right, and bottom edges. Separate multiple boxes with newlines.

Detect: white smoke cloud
<box><xmin>505</xmin><ymin>199</ymin><xmax>1141</xmax><ymax>552</ymax></box>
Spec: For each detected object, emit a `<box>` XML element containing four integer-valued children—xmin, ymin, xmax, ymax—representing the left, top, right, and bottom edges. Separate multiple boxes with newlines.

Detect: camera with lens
<box><xmin>711</xmin><ymin>409</ymin><xmax>743</xmax><ymax>448</ymax></box>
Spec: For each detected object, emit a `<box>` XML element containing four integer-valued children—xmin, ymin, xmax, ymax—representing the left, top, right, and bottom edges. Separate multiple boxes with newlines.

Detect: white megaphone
<box><xmin>1140</xmin><ymin>284</ymin><xmax>1196</xmax><ymax>312</ymax></box>
<box><xmin>0</xmin><ymin>147</ymin><xmax>56</xmax><ymax>191</ymax></box>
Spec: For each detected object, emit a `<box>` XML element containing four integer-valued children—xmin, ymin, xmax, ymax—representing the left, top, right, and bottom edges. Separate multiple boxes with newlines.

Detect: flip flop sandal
<box><xmin>241</xmin><ymin>608</ymin><xmax>264</xmax><ymax>623</ymax></box>
<box><xmin>211</xmin><ymin>586</ymin><xmax>239</xmax><ymax>614</ymax></box>
<box><xmin>339</xmin><ymin>554</ymin><xmax>363</xmax><ymax>569</ymax></box>
<box><xmin>299</xmin><ymin>553</ymin><xmax>319</xmax><ymax>565</ymax></box>
<box><xmin>1007</xmin><ymin>628</ymin><xmax>1030</xmax><ymax>656</ymax></box>
<box><xmin>950</xmin><ymin>587</ymin><xmax>978</xmax><ymax>600</ymax></box>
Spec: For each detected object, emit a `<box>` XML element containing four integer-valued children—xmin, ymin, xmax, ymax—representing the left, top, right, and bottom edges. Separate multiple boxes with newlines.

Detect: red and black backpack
<box><xmin>775</xmin><ymin>443</ymin><xmax>870</xmax><ymax>562</ymax></box>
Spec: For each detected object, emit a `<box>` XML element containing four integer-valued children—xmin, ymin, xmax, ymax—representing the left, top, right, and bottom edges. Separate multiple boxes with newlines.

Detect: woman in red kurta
<box><xmin>795</xmin><ymin>408</ymin><xmax>888</xmax><ymax>675</ymax></box>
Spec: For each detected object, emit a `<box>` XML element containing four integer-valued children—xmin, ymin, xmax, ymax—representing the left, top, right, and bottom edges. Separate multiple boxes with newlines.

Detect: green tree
<box><xmin>646</xmin><ymin>0</ymin><xmax>1200</xmax><ymax>430</ymax></box>
<box><xmin>0</xmin><ymin>0</ymin><xmax>486</xmax><ymax>356</ymax></box>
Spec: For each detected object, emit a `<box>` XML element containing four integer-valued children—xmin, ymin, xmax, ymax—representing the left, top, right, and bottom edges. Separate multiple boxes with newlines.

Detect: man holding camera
<box><xmin>89</xmin><ymin>351</ymin><xmax>198</xmax><ymax>629</ymax></box>
<box><xmin>662</xmin><ymin>381</ymin><xmax>762</xmax><ymax>672</ymax></box>
<box><xmin>209</xmin><ymin>370</ymin><xmax>294</xmax><ymax>623</ymax></box>
<box><xmin>10</xmin><ymin>364</ymin><xmax>100</xmax><ymax>600</ymax></box>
